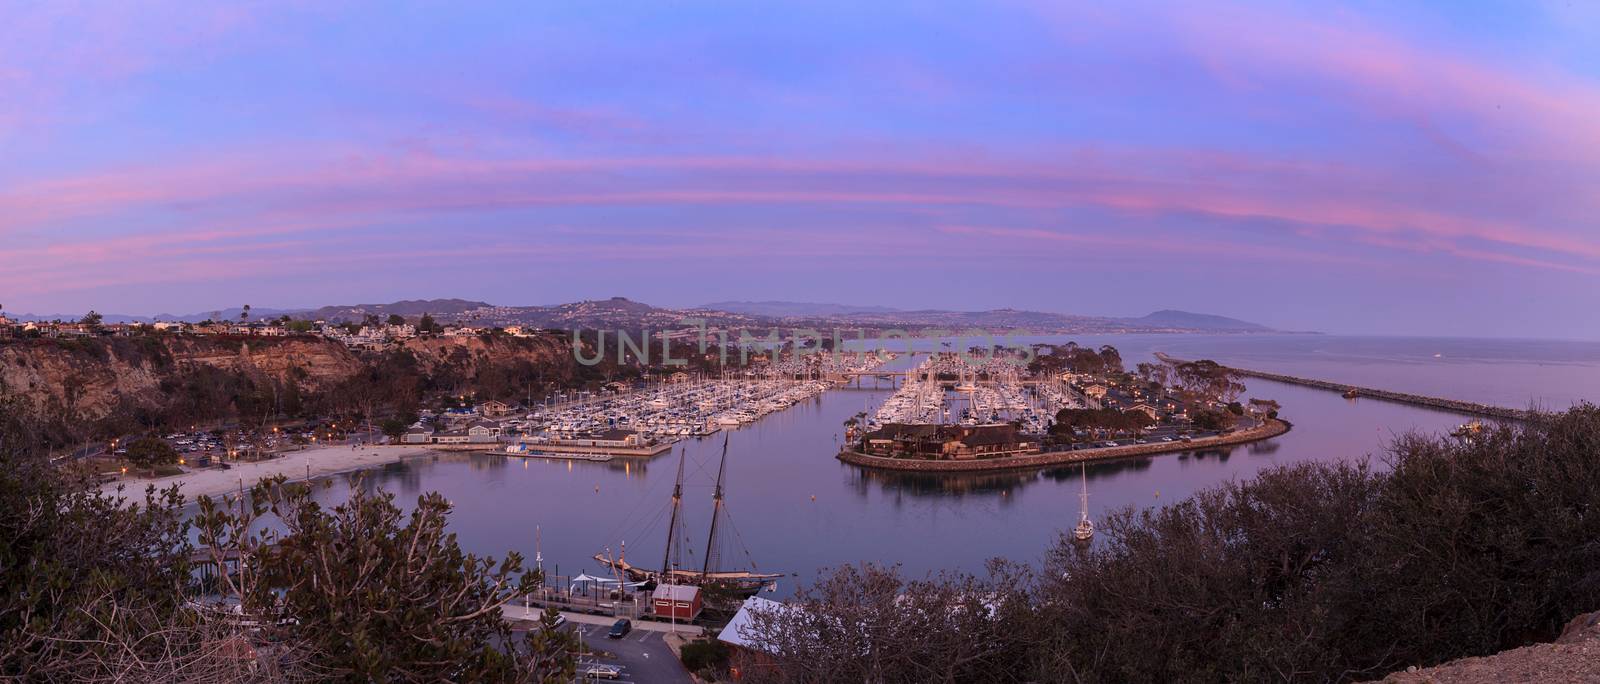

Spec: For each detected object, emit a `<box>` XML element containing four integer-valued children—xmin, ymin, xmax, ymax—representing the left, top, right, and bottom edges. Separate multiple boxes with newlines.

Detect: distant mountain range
<box><xmin>703</xmin><ymin>301</ymin><xmax>902</xmax><ymax>317</ymax></box>
<box><xmin>1121</xmin><ymin>309</ymin><xmax>1271</xmax><ymax>332</ymax></box>
<box><xmin>6</xmin><ymin>298</ymin><xmax>1278</xmax><ymax>334</ymax></box>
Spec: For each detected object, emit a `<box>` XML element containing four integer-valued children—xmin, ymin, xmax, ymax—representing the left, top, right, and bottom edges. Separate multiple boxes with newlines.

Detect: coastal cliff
<box><xmin>0</xmin><ymin>333</ymin><xmax>580</xmax><ymax>447</ymax></box>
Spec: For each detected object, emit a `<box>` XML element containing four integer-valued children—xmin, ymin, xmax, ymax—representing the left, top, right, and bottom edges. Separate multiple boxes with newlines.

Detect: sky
<box><xmin>3</xmin><ymin>1</ymin><xmax>1598</xmax><ymax>338</ymax></box>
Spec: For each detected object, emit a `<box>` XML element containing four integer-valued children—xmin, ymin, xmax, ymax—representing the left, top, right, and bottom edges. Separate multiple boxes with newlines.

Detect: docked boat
<box><xmin>503</xmin><ymin>445</ymin><xmax>613</xmax><ymax>462</ymax></box>
<box><xmin>1072</xmin><ymin>465</ymin><xmax>1094</xmax><ymax>543</ymax></box>
<box><xmin>593</xmin><ymin>437</ymin><xmax>783</xmax><ymax>597</ymax></box>
<box><xmin>1342</xmin><ymin>388</ymin><xmax>1360</xmax><ymax>399</ymax></box>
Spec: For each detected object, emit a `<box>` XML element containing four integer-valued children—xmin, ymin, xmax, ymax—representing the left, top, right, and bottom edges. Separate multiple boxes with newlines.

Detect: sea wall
<box><xmin>837</xmin><ymin>419</ymin><xmax>1290</xmax><ymax>472</ymax></box>
<box><xmin>1153</xmin><ymin>352</ymin><xmax>1531</xmax><ymax>421</ymax></box>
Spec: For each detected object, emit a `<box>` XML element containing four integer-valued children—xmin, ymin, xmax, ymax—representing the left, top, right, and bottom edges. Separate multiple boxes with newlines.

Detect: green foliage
<box><xmin>386</xmin><ymin>314</ymin><xmax>406</xmax><ymax>326</ymax></box>
<box><xmin>1189</xmin><ymin>408</ymin><xmax>1235</xmax><ymax>431</ymax></box>
<box><xmin>194</xmin><ymin>476</ymin><xmax>574</xmax><ymax>681</ymax></box>
<box><xmin>124</xmin><ymin>436</ymin><xmax>179</xmax><ymax>470</ymax></box>
<box><xmin>0</xmin><ymin>399</ymin><xmax>194</xmax><ymax>678</ymax></box>
<box><xmin>1051</xmin><ymin>407</ymin><xmax>1152</xmax><ymax>435</ymax></box>
<box><xmin>379</xmin><ymin>417</ymin><xmax>411</xmax><ymax>442</ymax></box>
<box><xmin>680</xmin><ymin>637</ymin><xmax>731</xmax><ymax>675</ymax></box>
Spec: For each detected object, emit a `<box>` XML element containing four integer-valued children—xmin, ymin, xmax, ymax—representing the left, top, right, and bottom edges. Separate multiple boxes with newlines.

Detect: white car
<box><xmin>584</xmin><ymin>664</ymin><xmax>622</xmax><ymax>680</ymax></box>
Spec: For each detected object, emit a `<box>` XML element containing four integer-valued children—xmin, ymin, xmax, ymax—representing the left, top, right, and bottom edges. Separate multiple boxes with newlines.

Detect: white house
<box><xmin>403</xmin><ymin>426</ymin><xmax>434</xmax><ymax>444</ymax></box>
<box><xmin>466</xmin><ymin>420</ymin><xmax>502</xmax><ymax>444</ymax></box>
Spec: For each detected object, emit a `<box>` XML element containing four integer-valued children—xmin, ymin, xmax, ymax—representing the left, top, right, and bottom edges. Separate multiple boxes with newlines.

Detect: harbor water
<box><xmin>294</xmin><ymin>334</ymin><xmax>1600</xmax><ymax>596</ymax></box>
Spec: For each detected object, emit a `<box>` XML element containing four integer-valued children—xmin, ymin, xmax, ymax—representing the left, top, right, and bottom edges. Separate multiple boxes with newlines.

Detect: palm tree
<box><xmin>240</xmin><ymin>304</ymin><xmax>251</xmax><ymax>323</ymax></box>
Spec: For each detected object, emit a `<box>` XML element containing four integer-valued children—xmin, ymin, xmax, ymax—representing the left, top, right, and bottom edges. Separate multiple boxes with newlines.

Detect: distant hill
<box><xmin>296</xmin><ymin>299</ymin><xmax>491</xmax><ymax>322</ymax></box>
<box><xmin>703</xmin><ymin>301</ymin><xmax>902</xmax><ymax>317</ymax></box>
<box><xmin>1121</xmin><ymin>310</ymin><xmax>1270</xmax><ymax>332</ymax></box>
<box><xmin>6</xmin><ymin>308</ymin><xmax>297</xmax><ymax>324</ymax></box>
<box><xmin>7</xmin><ymin>299</ymin><xmax>1277</xmax><ymax>334</ymax></box>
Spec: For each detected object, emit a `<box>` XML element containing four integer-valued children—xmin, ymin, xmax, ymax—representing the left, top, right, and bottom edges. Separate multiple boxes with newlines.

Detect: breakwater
<box><xmin>1154</xmin><ymin>352</ymin><xmax>1532</xmax><ymax>421</ymax></box>
<box><xmin>838</xmin><ymin>419</ymin><xmax>1290</xmax><ymax>473</ymax></box>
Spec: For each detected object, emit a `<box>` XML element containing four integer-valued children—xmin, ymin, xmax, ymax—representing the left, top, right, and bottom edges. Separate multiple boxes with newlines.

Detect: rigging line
<box><xmin>596</xmin><ymin>458</ymin><xmax>679</xmax><ymax>544</ymax></box>
<box><xmin>617</xmin><ymin>505</ymin><xmax>670</xmax><ymax>554</ymax></box>
<box><xmin>719</xmin><ymin>503</ymin><xmax>761</xmax><ymax>572</ymax></box>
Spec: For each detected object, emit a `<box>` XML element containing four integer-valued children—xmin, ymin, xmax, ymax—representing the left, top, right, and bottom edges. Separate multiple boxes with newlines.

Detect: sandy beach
<box><xmin>99</xmin><ymin>444</ymin><xmax>441</xmax><ymax>502</ymax></box>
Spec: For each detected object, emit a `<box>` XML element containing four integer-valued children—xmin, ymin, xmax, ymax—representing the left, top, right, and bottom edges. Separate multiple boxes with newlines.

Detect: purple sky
<box><xmin>4</xmin><ymin>2</ymin><xmax>1599</xmax><ymax>338</ymax></box>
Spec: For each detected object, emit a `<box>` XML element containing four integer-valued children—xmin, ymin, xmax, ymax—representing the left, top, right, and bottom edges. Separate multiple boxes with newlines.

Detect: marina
<box><xmin>268</xmin><ymin>335</ymin><xmax>1569</xmax><ymax>598</ymax></box>
<box><xmin>866</xmin><ymin>353</ymin><xmax>1085</xmax><ymax>433</ymax></box>
<box><xmin>510</xmin><ymin>353</ymin><xmax>898</xmax><ymax>448</ymax></box>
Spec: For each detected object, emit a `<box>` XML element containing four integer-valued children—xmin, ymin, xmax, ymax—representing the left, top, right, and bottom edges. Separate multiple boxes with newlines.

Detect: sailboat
<box><xmin>593</xmin><ymin>436</ymin><xmax>783</xmax><ymax>596</ymax></box>
<box><xmin>1072</xmin><ymin>465</ymin><xmax>1095</xmax><ymax>543</ymax></box>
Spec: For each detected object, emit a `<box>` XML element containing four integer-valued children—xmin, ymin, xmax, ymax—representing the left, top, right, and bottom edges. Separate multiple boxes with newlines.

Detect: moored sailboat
<box><xmin>593</xmin><ymin>436</ymin><xmax>783</xmax><ymax>597</ymax></box>
<box><xmin>1072</xmin><ymin>465</ymin><xmax>1094</xmax><ymax>543</ymax></box>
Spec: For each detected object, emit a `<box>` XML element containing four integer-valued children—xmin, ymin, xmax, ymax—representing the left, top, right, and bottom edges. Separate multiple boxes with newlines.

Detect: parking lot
<box><xmin>512</xmin><ymin>614</ymin><xmax>693</xmax><ymax>683</ymax></box>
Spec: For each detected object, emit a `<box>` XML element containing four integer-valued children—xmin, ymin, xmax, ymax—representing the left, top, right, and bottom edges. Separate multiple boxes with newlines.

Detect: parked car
<box><xmin>584</xmin><ymin>664</ymin><xmax>621</xmax><ymax>680</ymax></box>
<box><xmin>607</xmin><ymin>619</ymin><xmax>631</xmax><ymax>638</ymax></box>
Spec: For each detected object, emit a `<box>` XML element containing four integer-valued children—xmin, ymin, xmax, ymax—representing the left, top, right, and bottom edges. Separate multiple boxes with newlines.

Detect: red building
<box><xmin>652</xmin><ymin>584</ymin><xmax>702</xmax><ymax>621</ymax></box>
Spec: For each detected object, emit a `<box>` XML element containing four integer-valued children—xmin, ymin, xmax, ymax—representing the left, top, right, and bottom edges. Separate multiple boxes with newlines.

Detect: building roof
<box><xmin>957</xmin><ymin>424</ymin><xmax>1021</xmax><ymax>447</ymax></box>
<box><xmin>652</xmin><ymin>584</ymin><xmax>701</xmax><ymax>601</ymax></box>
<box><xmin>717</xmin><ymin>596</ymin><xmax>791</xmax><ymax>651</ymax></box>
<box><xmin>865</xmin><ymin>423</ymin><xmax>942</xmax><ymax>441</ymax></box>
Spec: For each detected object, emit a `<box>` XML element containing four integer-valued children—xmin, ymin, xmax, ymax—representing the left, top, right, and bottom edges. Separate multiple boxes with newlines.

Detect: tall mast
<box><xmin>1079</xmin><ymin>465</ymin><xmax>1090</xmax><ymax>522</ymax></box>
<box><xmin>660</xmin><ymin>447</ymin><xmax>687</xmax><ymax>582</ymax></box>
<box><xmin>701</xmin><ymin>434</ymin><xmax>730</xmax><ymax>581</ymax></box>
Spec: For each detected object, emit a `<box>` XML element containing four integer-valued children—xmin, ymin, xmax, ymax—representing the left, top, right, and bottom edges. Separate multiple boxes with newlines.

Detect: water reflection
<box><xmin>193</xmin><ymin>336</ymin><xmax>1586</xmax><ymax>595</ymax></box>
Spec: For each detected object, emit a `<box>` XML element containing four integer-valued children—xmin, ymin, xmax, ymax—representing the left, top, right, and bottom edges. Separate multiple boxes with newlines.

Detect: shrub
<box><xmin>679</xmin><ymin>638</ymin><xmax>730</xmax><ymax>675</ymax></box>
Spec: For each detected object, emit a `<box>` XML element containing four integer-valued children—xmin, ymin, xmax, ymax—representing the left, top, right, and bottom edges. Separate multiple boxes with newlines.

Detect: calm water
<box><xmin>294</xmin><ymin>335</ymin><xmax>1600</xmax><ymax>596</ymax></box>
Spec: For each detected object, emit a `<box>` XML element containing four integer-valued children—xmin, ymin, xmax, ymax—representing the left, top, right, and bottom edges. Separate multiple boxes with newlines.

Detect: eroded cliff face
<box><xmin>0</xmin><ymin>336</ymin><xmax>364</xmax><ymax>425</ymax></box>
<box><xmin>0</xmin><ymin>332</ymin><xmax>583</xmax><ymax>443</ymax></box>
<box><xmin>395</xmin><ymin>334</ymin><xmax>576</xmax><ymax>383</ymax></box>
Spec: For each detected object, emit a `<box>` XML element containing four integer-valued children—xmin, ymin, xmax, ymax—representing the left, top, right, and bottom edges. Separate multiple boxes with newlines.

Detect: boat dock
<box><xmin>1154</xmin><ymin>352</ymin><xmax>1532</xmax><ymax>421</ymax></box>
<box><xmin>520</xmin><ymin>441</ymin><xmax>673</xmax><ymax>458</ymax></box>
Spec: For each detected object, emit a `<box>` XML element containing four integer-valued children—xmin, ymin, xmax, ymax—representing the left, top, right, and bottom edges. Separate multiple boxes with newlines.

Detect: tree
<box><xmin>1189</xmin><ymin>408</ymin><xmax>1235</xmax><ymax>431</ymax></box>
<box><xmin>736</xmin><ymin>562</ymin><xmax>1039</xmax><ymax>684</ymax></box>
<box><xmin>124</xmin><ymin>436</ymin><xmax>179</xmax><ymax>472</ymax></box>
<box><xmin>80</xmin><ymin>310</ymin><xmax>104</xmax><ymax>327</ymax></box>
<box><xmin>1173</xmin><ymin>360</ymin><xmax>1245</xmax><ymax>403</ymax></box>
<box><xmin>240</xmin><ymin>304</ymin><xmax>251</xmax><ymax>323</ymax></box>
<box><xmin>0</xmin><ymin>398</ymin><xmax>216</xmax><ymax>679</ymax></box>
<box><xmin>1097</xmin><ymin>345</ymin><xmax>1124</xmax><ymax>375</ymax></box>
<box><xmin>419</xmin><ymin>313</ymin><xmax>439</xmax><ymax>334</ymax></box>
<box><xmin>193</xmin><ymin>477</ymin><xmax>575</xmax><ymax>681</ymax></box>
<box><xmin>1249</xmin><ymin>398</ymin><xmax>1281</xmax><ymax>419</ymax></box>
<box><xmin>379</xmin><ymin>417</ymin><xmax>410</xmax><ymax>443</ymax></box>
<box><xmin>386</xmin><ymin>314</ymin><xmax>406</xmax><ymax>326</ymax></box>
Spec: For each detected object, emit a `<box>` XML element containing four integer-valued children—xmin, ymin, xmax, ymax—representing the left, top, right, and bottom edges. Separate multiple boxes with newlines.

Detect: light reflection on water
<box><xmin>251</xmin><ymin>334</ymin><xmax>1600</xmax><ymax>596</ymax></box>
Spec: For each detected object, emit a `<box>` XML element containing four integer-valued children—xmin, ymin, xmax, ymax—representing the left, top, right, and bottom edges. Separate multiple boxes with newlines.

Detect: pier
<box><xmin>1154</xmin><ymin>353</ymin><xmax>1533</xmax><ymax>421</ymax></box>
